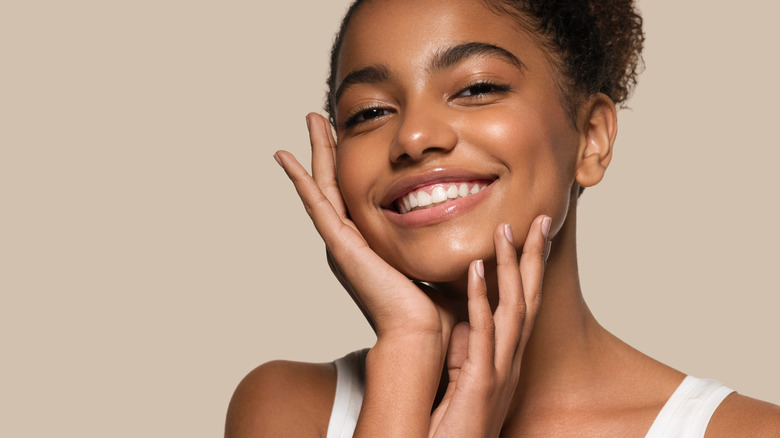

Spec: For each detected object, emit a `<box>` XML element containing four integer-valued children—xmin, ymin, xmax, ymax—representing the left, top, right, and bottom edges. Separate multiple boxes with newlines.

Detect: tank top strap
<box><xmin>645</xmin><ymin>375</ymin><xmax>734</xmax><ymax>437</ymax></box>
<box><xmin>326</xmin><ymin>348</ymin><xmax>368</xmax><ymax>438</ymax></box>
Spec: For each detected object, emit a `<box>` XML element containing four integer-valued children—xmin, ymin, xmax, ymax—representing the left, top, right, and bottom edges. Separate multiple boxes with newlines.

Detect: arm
<box><xmin>274</xmin><ymin>114</ymin><xmax>456</xmax><ymax>436</ymax></box>
<box><xmin>272</xmin><ymin>113</ymin><xmax>550</xmax><ymax>437</ymax></box>
<box><xmin>706</xmin><ymin>393</ymin><xmax>780</xmax><ymax>438</ymax></box>
<box><xmin>225</xmin><ymin>360</ymin><xmax>336</xmax><ymax>438</ymax></box>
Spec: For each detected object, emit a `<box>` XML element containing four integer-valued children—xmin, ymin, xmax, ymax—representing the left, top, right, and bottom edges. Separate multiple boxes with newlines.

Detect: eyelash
<box><xmin>340</xmin><ymin>80</ymin><xmax>511</xmax><ymax>130</ymax></box>
<box><xmin>454</xmin><ymin>80</ymin><xmax>511</xmax><ymax>99</ymax></box>
<box><xmin>341</xmin><ymin>105</ymin><xmax>393</xmax><ymax>130</ymax></box>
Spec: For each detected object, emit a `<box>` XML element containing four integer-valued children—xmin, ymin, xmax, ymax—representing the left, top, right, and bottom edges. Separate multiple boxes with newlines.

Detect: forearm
<box><xmin>354</xmin><ymin>335</ymin><xmax>445</xmax><ymax>438</ymax></box>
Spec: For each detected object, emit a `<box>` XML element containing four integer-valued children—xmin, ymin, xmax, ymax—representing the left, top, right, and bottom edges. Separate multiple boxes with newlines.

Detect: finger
<box><xmin>308</xmin><ymin>113</ymin><xmax>348</xmax><ymax>218</ymax></box>
<box><xmin>516</xmin><ymin>215</ymin><xmax>551</xmax><ymax>350</ymax></box>
<box><xmin>274</xmin><ymin>150</ymin><xmax>359</xmax><ymax>251</ymax></box>
<box><xmin>276</xmin><ymin>150</ymin><xmax>412</xmax><ymax>327</ymax></box>
<box><xmin>429</xmin><ymin>321</ymin><xmax>470</xmax><ymax>434</ymax></box>
<box><xmin>327</xmin><ymin>248</ymin><xmax>378</xmax><ymax>333</ymax></box>
<box><xmin>492</xmin><ymin>223</ymin><xmax>525</xmax><ymax>368</ymax></box>
<box><xmin>466</xmin><ymin>259</ymin><xmax>495</xmax><ymax>368</ymax></box>
<box><xmin>447</xmin><ymin>321</ymin><xmax>470</xmax><ymax>371</ymax></box>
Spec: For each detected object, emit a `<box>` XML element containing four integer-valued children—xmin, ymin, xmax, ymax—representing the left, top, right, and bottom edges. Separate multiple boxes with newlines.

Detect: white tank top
<box><xmin>326</xmin><ymin>349</ymin><xmax>734</xmax><ymax>438</ymax></box>
<box><xmin>326</xmin><ymin>349</ymin><xmax>368</xmax><ymax>438</ymax></box>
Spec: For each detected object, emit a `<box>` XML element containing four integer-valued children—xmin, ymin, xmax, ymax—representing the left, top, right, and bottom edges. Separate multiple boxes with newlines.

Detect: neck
<box><xmin>435</xmin><ymin>200</ymin><xmax>620</xmax><ymax>406</ymax></box>
<box><xmin>514</xmin><ymin>207</ymin><xmax>606</xmax><ymax>396</ymax></box>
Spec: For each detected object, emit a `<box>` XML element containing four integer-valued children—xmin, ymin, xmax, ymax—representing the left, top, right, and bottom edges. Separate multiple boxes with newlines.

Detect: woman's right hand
<box><xmin>276</xmin><ymin>113</ymin><xmax>458</xmax><ymax>436</ymax></box>
<box><xmin>274</xmin><ymin>113</ymin><xmax>457</xmax><ymax>352</ymax></box>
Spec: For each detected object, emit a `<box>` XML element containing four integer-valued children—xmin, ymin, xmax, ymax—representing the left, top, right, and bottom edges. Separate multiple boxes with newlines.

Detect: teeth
<box><xmin>446</xmin><ymin>185</ymin><xmax>459</xmax><ymax>199</ymax></box>
<box><xmin>395</xmin><ymin>181</ymin><xmax>489</xmax><ymax>214</ymax></box>
<box><xmin>417</xmin><ymin>190</ymin><xmax>432</xmax><ymax>207</ymax></box>
<box><xmin>431</xmin><ymin>186</ymin><xmax>448</xmax><ymax>203</ymax></box>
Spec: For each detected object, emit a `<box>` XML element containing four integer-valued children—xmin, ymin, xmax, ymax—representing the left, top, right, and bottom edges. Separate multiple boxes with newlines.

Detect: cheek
<box><xmin>460</xmin><ymin>103</ymin><xmax>577</xmax><ymax>182</ymax></box>
<box><xmin>461</xmin><ymin>105</ymin><xmax>578</xmax><ymax>231</ymax></box>
<box><xmin>335</xmin><ymin>141</ymin><xmax>389</xmax><ymax>240</ymax></box>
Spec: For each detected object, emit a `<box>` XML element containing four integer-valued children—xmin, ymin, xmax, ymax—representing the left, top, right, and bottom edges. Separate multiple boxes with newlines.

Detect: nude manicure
<box><xmin>475</xmin><ymin>260</ymin><xmax>485</xmax><ymax>278</ymax></box>
<box><xmin>541</xmin><ymin>216</ymin><xmax>552</xmax><ymax>239</ymax></box>
<box><xmin>504</xmin><ymin>223</ymin><xmax>514</xmax><ymax>243</ymax></box>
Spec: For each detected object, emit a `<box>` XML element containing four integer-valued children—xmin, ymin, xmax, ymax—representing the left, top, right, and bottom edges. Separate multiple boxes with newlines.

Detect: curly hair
<box><xmin>325</xmin><ymin>0</ymin><xmax>644</xmax><ymax>126</ymax></box>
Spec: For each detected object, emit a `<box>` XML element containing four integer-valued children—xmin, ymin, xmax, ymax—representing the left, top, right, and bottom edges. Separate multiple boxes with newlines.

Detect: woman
<box><xmin>227</xmin><ymin>0</ymin><xmax>780</xmax><ymax>436</ymax></box>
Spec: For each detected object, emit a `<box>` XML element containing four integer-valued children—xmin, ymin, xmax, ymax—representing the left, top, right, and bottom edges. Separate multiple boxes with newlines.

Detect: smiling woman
<box><xmin>225</xmin><ymin>0</ymin><xmax>780</xmax><ymax>437</ymax></box>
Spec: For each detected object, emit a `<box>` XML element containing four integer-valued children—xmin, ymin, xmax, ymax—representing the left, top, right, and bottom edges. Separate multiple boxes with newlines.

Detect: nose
<box><xmin>389</xmin><ymin>100</ymin><xmax>458</xmax><ymax>164</ymax></box>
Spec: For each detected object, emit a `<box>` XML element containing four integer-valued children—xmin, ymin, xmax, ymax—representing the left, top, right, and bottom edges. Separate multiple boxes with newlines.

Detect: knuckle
<box><xmin>320</xmin><ymin>179</ymin><xmax>340</xmax><ymax>192</ymax></box>
<box><xmin>496</xmin><ymin>256</ymin><xmax>518</xmax><ymax>269</ymax></box>
<box><xmin>522</xmin><ymin>245</ymin><xmax>546</xmax><ymax>259</ymax></box>
<box><xmin>514</xmin><ymin>301</ymin><xmax>528</xmax><ymax>318</ymax></box>
<box><xmin>474</xmin><ymin>313</ymin><xmax>495</xmax><ymax>331</ymax></box>
<box><xmin>476</xmin><ymin>378</ymin><xmax>497</xmax><ymax>395</ymax></box>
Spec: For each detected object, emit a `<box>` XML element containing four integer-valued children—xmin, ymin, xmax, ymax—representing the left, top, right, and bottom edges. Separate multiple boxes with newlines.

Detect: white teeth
<box><xmin>458</xmin><ymin>183</ymin><xmax>469</xmax><ymax>197</ymax></box>
<box><xmin>395</xmin><ymin>181</ymin><xmax>491</xmax><ymax>214</ymax></box>
<box><xmin>446</xmin><ymin>185</ymin><xmax>459</xmax><ymax>199</ymax></box>
<box><xmin>402</xmin><ymin>196</ymin><xmax>411</xmax><ymax>213</ymax></box>
<box><xmin>417</xmin><ymin>190</ymin><xmax>432</xmax><ymax>207</ymax></box>
<box><xmin>431</xmin><ymin>186</ymin><xmax>448</xmax><ymax>203</ymax></box>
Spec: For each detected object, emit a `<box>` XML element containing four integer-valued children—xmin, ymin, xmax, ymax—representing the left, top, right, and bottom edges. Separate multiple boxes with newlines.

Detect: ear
<box><xmin>575</xmin><ymin>94</ymin><xmax>617</xmax><ymax>188</ymax></box>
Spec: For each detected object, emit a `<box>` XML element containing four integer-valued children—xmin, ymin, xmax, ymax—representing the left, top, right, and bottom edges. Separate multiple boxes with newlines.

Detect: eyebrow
<box><xmin>334</xmin><ymin>42</ymin><xmax>525</xmax><ymax>104</ymax></box>
<box><xmin>430</xmin><ymin>42</ymin><xmax>526</xmax><ymax>72</ymax></box>
<box><xmin>334</xmin><ymin>65</ymin><xmax>392</xmax><ymax>104</ymax></box>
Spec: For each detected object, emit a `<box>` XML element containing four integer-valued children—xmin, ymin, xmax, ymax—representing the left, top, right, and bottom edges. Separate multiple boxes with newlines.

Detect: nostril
<box><xmin>389</xmin><ymin>112</ymin><xmax>458</xmax><ymax>162</ymax></box>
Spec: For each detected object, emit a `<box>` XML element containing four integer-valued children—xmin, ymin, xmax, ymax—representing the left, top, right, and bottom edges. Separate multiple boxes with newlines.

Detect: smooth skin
<box><xmin>226</xmin><ymin>0</ymin><xmax>780</xmax><ymax>436</ymax></box>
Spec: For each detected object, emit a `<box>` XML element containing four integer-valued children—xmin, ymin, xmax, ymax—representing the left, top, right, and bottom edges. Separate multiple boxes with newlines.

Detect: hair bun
<box><xmin>588</xmin><ymin>0</ymin><xmax>645</xmax><ymax>105</ymax></box>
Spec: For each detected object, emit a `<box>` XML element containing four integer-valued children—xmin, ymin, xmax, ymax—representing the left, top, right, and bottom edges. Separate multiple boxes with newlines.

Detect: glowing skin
<box><xmin>333</xmin><ymin>0</ymin><xmax>580</xmax><ymax>284</ymax></box>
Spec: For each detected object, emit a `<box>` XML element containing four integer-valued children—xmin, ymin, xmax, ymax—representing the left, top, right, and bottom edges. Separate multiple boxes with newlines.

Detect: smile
<box><xmin>395</xmin><ymin>181</ymin><xmax>489</xmax><ymax>214</ymax></box>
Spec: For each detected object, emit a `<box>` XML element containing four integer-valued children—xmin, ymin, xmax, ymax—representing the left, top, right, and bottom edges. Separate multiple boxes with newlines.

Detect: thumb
<box><xmin>429</xmin><ymin>322</ymin><xmax>471</xmax><ymax>435</ymax></box>
<box><xmin>447</xmin><ymin>322</ymin><xmax>470</xmax><ymax>373</ymax></box>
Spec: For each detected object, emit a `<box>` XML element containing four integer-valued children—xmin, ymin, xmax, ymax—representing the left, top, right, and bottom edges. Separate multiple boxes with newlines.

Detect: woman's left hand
<box><xmin>428</xmin><ymin>216</ymin><xmax>551</xmax><ymax>438</ymax></box>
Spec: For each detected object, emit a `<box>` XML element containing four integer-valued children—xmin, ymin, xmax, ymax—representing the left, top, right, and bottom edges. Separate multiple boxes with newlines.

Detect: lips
<box><xmin>395</xmin><ymin>181</ymin><xmax>489</xmax><ymax>214</ymax></box>
<box><xmin>381</xmin><ymin>169</ymin><xmax>497</xmax><ymax>215</ymax></box>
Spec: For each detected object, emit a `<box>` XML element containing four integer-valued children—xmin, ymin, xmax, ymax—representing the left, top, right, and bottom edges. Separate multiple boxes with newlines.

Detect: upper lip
<box><xmin>380</xmin><ymin>167</ymin><xmax>498</xmax><ymax>209</ymax></box>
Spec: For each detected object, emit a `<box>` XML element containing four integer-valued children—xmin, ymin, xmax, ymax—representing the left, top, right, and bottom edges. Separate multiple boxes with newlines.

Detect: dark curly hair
<box><xmin>325</xmin><ymin>0</ymin><xmax>644</xmax><ymax>126</ymax></box>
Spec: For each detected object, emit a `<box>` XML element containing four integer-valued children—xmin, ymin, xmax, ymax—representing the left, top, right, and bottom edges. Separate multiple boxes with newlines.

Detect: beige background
<box><xmin>2</xmin><ymin>1</ymin><xmax>778</xmax><ymax>436</ymax></box>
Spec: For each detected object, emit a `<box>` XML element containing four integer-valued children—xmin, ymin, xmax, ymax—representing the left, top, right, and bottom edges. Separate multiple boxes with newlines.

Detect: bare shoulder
<box><xmin>225</xmin><ymin>359</ymin><xmax>336</xmax><ymax>438</ymax></box>
<box><xmin>706</xmin><ymin>392</ymin><xmax>780</xmax><ymax>438</ymax></box>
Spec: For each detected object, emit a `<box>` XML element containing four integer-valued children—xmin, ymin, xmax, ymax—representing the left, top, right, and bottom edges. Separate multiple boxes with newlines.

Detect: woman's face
<box><xmin>333</xmin><ymin>0</ymin><xmax>581</xmax><ymax>283</ymax></box>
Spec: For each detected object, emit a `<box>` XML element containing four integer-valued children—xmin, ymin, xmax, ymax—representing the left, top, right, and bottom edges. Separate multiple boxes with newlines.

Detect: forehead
<box><xmin>337</xmin><ymin>0</ymin><xmax>550</xmax><ymax>83</ymax></box>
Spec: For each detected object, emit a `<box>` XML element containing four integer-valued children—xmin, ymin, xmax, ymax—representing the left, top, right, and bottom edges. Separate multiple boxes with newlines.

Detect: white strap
<box><xmin>645</xmin><ymin>376</ymin><xmax>734</xmax><ymax>437</ymax></box>
<box><xmin>326</xmin><ymin>349</ymin><xmax>368</xmax><ymax>438</ymax></box>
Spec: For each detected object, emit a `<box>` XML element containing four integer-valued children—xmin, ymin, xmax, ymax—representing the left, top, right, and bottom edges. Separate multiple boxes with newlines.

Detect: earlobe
<box><xmin>575</xmin><ymin>94</ymin><xmax>617</xmax><ymax>188</ymax></box>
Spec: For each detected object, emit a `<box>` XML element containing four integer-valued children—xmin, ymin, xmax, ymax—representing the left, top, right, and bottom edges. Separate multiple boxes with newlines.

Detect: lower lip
<box><xmin>382</xmin><ymin>182</ymin><xmax>494</xmax><ymax>227</ymax></box>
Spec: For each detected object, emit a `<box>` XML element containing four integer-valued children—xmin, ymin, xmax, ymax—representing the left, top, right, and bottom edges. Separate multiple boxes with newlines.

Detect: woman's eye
<box><xmin>456</xmin><ymin>82</ymin><xmax>510</xmax><ymax>98</ymax></box>
<box><xmin>345</xmin><ymin>107</ymin><xmax>391</xmax><ymax>128</ymax></box>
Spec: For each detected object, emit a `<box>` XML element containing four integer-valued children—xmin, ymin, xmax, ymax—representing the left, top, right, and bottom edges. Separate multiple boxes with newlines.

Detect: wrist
<box><xmin>374</xmin><ymin>327</ymin><xmax>450</xmax><ymax>360</ymax></box>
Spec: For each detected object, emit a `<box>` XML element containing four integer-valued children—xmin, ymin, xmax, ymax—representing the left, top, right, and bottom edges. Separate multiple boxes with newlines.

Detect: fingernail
<box><xmin>503</xmin><ymin>223</ymin><xmax>513</xmax><ymax>243</ymax></box>
<box><xmin>541</xmin><ymin>216</ymin><xmax>552</xmax><ymax>239</ymax></box>
<box><xmin>544</xmin><ymin>241</ymin><xmax>552</xmax><ymax>262</ymax></box>
<box><xmin>273</xmin><ymin>153</ymin><xmax>283</xmax><ymax>168</ymax></box>
<box><xmin>305</xmin><ymin>114</ymin><xmax>311</xmax><ymax>130</ymax></box>
<box><xmin>475</xmin><ymin>260</ymin><xmax>484</xmax><ymax>278</ymax></box>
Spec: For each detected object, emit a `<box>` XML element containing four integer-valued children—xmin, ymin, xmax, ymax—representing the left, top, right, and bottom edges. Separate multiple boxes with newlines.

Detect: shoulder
<box><xmin>706</xmin><ymin>392</ymin><xmax>780</xmax><ymax>437</ymax></box>
<box><xmin>225</xmin><ymin>359</ymin><xmax>337</xmax><ymax>438</ymax></box>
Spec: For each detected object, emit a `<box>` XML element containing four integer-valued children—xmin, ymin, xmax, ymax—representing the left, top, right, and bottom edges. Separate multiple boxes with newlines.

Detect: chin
<box><xmin>384</xmin><ymin>240</ymin><xmax>494</xmax><ymax>284</ymax></box>
<box><xmin>403</xmin><ymin>261</ymin><xmax>468</xmax><ymax>284</ymax></box>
